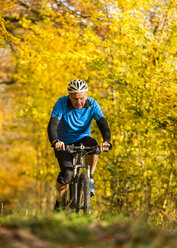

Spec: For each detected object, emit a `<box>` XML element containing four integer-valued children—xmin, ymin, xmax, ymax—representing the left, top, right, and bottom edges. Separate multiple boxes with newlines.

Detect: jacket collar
<box><xmin>67</xmin><ymin>97</ymin><xmax>92</xmax><ymax>108</ymax></box>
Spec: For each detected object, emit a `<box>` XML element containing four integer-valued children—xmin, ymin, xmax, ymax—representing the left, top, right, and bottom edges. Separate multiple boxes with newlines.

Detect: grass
<box><xmin>1</xmin><ymin>211</ymin><xmax>177</xmax><ymax>248</ymax></box>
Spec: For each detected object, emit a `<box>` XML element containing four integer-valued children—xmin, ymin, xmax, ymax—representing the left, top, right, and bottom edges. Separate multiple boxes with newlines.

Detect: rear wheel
<box><xmin>77</xmin><ymin>173</ymin><xmax>90</xmax><ymax>215</ymax></box>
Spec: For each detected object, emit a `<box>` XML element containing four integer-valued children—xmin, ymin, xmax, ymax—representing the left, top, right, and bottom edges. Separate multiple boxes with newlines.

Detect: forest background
<box><xmin>0</xmin><ymin>0</ymin><xmax>177</xmax><ymax>228</ymax></box>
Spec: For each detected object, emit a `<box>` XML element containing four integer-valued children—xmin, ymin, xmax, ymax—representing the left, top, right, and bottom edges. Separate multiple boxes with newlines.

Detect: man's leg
<box><xmin>85</xmin><ymin>154</ymin><xmax>99</xmax><ymax>175</ymax></box>
<box><xmin>81</xmin><ymin>136</ymin><xmax>99</xmax><ymax>175</ymax></box>
<box><xmin>85</xmin><ymin>154</ymin><xmax>98</xmax><ymax>196</ymax></box>
<box><xmin>56</xmin><ymin>182</ymin><xmax>69</xmax><ymax>200</ymax></box>
<box><xmin>54</xmin><ymin>150</ymin><xmax>73</xmax><ymax>211</ymax></box>
<box><xmin>81</xmin><ymin>136</ymin><xmax>99</xmax><ymax>196</ymax></box>
<box><xmin>54</xmin><ymin>182</ymin><xmax>68</xmax><ymax>211</ymax></box>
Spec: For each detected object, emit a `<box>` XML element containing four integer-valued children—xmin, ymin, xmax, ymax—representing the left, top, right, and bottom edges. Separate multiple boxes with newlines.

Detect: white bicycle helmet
<box><xmin>68</xmin><ymin>79</ymin><xmax>88</xmax><ymax>93</ymax></box>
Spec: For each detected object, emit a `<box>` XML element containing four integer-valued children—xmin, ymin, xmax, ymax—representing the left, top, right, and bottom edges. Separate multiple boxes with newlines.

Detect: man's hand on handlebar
<box><xmin>53</xmin><ymin>140</ymin><xmax>65</xmax><ymax>150</ymax></box>
<box><xmin>100</xmin><ymin>141</ymin><xmax>111</xmax><ymax>152</ymax></box>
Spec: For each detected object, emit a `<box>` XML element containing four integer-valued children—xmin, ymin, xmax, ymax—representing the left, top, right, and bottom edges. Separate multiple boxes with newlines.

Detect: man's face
<box><xmin>69</xmin><ymin>92</ymin><xmax>88</xmax><ymax>109</ymax></box>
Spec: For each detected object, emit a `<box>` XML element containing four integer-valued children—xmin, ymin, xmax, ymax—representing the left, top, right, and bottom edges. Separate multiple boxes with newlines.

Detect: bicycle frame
<box><xmin>63</xmin><ymin>144</ymin><xmax>101</xmax><ymax>212</ymax></box>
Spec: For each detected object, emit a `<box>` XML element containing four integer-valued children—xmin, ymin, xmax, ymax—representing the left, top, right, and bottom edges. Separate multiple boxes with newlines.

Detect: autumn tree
<box><xmin>0</xmin><ymin>0</ymin><xmax>177</xmax><ymax>224</ymax></box>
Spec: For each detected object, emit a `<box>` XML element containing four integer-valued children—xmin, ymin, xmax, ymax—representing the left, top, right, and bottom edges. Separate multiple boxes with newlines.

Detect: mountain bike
<box><xmin>62</xmin><ymin>143</ymin><xmax>101</xmax><ymax>215</ymax></box>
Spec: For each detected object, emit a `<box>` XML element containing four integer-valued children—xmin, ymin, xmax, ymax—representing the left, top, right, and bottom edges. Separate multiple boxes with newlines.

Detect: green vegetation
<box><xmin>1</xmin><ymin>213</ymin><xmax>177</xmax><ymax>248</ymax></box>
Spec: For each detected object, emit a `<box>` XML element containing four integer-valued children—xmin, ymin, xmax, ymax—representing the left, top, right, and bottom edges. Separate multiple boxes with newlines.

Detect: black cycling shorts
<box><xmin>54</xmin><ymin>136</ymin><xmax>98</xmax><ymax>185</ymax></box>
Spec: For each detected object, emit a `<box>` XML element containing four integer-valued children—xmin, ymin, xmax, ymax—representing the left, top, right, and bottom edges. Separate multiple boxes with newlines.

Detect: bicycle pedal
<box><xmin>90</xmin><ymin>191</ymin><xmax>95</xmax><ymax>197</ymax></box>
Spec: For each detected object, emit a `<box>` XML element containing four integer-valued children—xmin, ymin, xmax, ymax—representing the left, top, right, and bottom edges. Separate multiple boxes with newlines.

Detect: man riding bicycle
<box><xmin>47</xmin><ymin>79</ymin><xmax>112</xmax><ymax>211</ymax></box>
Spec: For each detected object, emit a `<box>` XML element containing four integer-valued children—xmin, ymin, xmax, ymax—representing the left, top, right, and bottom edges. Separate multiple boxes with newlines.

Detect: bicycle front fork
<box><xmin>73</xmin><ymin>164</ymin><xmax>90</xmax><ymax>206</ymax></box>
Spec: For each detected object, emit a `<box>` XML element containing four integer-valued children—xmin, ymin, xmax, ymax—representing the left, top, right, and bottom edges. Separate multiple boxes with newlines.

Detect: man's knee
<box><xmin>57</xmin><ymin>168</ymin><xmax>73</xmax><ymax>185</ymax></box>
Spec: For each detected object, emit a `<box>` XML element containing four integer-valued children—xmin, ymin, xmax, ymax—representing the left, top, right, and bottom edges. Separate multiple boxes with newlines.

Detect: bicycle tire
<box><xmin>77</xmin><ymin>173</ymin><xmax>90</xmax><ymax>215</ymax></box>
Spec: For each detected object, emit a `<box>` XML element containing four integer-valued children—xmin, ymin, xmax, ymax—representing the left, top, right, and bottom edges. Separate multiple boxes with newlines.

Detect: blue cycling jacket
<box><xmin>51</xmin><ymin>95</ymin><xmax>105</xmax><ymax>144</ymax></box>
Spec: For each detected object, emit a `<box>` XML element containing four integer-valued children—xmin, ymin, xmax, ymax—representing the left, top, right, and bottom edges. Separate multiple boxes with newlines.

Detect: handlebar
<box><xmin>65</xmin><ymin>144</ymin><xmax>101</xmax><ymax>155</ymax></box>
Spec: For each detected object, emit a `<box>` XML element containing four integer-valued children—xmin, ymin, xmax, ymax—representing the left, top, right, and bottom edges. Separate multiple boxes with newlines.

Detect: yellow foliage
<box><xmin>1</xmin><ymin>0</ymin><xmax>177</xmax><ymax>222</ymax></box>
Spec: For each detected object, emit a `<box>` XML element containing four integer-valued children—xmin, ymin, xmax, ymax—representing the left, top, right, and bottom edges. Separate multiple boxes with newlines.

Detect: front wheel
<box><xmin>77</xmin><ymin>173</ymin><xmax>90</xmax><ymax>215</ymax></box>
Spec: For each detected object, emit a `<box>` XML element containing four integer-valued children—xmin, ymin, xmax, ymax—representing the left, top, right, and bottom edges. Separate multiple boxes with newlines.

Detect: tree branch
<box><xmin>17</xmin><ymin>0</ymin><xmax>42</xmax><ymax>17</ymax></box>
<box><xmin>0</xmin><ymin>80</ymin><xmax>16</xmax><ymax>85</ymax></box>
<box><xmin>58</xmin><ymin>0</ymin><xmax>92</xmax><ymax>19</ymax></box>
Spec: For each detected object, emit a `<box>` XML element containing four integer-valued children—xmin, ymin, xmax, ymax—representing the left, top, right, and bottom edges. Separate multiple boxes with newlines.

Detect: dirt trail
<box><xmin>0</xmin><ymin>226</ymin><xmax>52</xmax><ymax>248</ymax></box>
<box><xmin>1</xmin><ymin>219</ymin><xmax>177</xmax><ymax>248</ymax></box>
